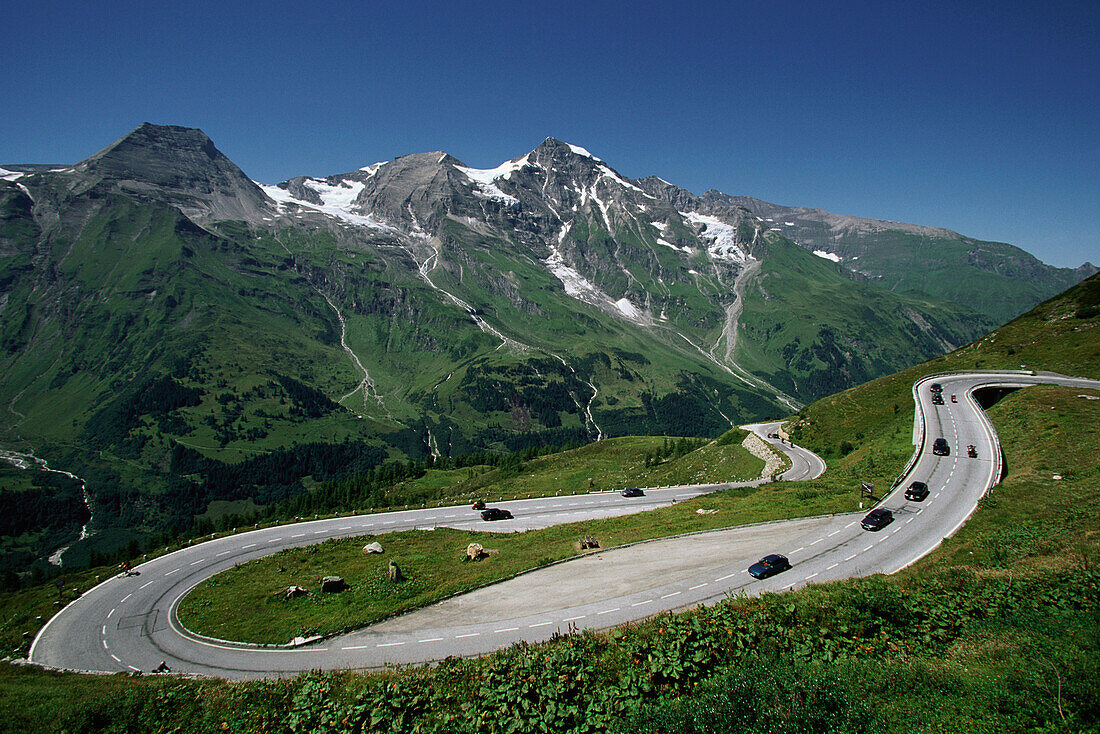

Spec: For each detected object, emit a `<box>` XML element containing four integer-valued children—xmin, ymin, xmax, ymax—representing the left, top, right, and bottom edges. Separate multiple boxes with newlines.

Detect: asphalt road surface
<box><xmin>30</xmin><ymin>371</ymin><xmax>1099</xmax><ymax>679</ymax></box>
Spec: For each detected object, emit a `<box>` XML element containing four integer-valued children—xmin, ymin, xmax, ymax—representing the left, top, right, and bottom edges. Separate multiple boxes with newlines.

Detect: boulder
<box><xmin>320</xmin><ymin>576</ymin><xmax>346</xmax><ymax>593</ymax></box>
<box><xmin>363</xmin><ymin>542</ymin><xmax>384</xmax><ymax>554</ymax></box>
<box><xmin>388</xmin><ymin>560</ymin><xmax>404</xmax><ymax>582</ymax></box>
<box><xmin>466</xmin><ymin>543</ymin><xmax>484</xmax><ymax>560</ymax></box>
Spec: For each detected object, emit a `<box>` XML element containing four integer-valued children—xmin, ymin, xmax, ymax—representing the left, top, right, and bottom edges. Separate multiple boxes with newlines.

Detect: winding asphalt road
<box><xmin>30</xmin><ymin>371</ymin><xmax>1099</xmax><ymax>679</ymax></box>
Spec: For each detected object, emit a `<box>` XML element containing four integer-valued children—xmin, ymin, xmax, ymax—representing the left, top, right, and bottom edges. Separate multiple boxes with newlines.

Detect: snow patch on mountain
<box><xmin>359</xmin><ymin>161</ymin><xmax>387</xmax><ymax>175</ymax></box>
<box><xmin>566</xmin><ymin>143</ymin><xmax>601</xmax><ymax>161</ymax></box>
<box><xmin>813</xmin><ymin>250</ymin><xmax>842</xmax><ymax>262</ymax></box>
<box><xmin>597</xmin><ymin>164</ymin><xmax>648</xmax><ymax>194</ymax></box>
<box><xmin>455</xmin><ymin>160</ymin><xmax>527</xmax><ymax>204</ymax></box>
<box><xmin>682</xmin><ymin>212</ymin><xmax>750</xmax><ymax>264</ymax></box>
<box><xmin>258</xmin><ymin>182</ymin><xmax>399</xmax><ymax>234</ymax></box>
<box><xmin>544</xmin><ymin>231</ymin><xmax>650</xmax><ymax>325</ymax></box>
<box><xmin>304</xmin><ymin>178</ymin><xmax>365</xmax><ymax>209</ymax></box>
<box><xmin>657</xmin><ymin>238</ymin><xmax>692</xmax><ymax>253</ymax></box>
<box><xmin>615</xmin><ymin>298</ymin><xmax>643</xmax><ymax>320</ymax></box>
<box><xmin>0</xmin><ymin>167</ymin><xmax>23</xmax><ymax>181</ymax></box>
<box><xmin>650</xmin><ymin>221</ymin><xmax>668</xmax><ymax>232</ymax></box>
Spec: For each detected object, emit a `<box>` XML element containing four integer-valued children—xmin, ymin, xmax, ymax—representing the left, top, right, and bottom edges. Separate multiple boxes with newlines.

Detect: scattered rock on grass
<box><xmin>320</xmin><ymin>576</ymin><xmax>346</xmax><ymax>593</ymax></box>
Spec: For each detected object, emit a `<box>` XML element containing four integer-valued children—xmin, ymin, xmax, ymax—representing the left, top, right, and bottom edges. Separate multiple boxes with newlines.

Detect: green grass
<box><xmin>394</xmin><ymin>432</ymin><xmax>766</xmax><ymax>502</ymax></box>
<box><xmin>175</xmin><ymin>433</ymin><xmax>793</xmax><ymax>643</ymax></box>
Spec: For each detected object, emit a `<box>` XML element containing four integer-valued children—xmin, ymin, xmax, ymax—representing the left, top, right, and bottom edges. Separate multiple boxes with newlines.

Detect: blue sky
<box><xmin>2</xmin><ymin>1</ymin><xmax>1096</xmax><ymax>267</ymax></box>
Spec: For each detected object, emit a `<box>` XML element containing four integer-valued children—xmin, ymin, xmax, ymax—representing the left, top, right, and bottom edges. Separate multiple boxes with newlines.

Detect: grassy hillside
<box><xmin>735</xmin><ymin>229</ymin><xmax>991</xmax><ymax>403</ymax></box>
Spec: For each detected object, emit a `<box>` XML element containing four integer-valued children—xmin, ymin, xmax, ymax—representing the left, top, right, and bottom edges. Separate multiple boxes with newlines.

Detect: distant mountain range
<box><xmin>0</xmin><ymin>123</ymin><xmax>1093</xmax><ymax>565</ymax></box>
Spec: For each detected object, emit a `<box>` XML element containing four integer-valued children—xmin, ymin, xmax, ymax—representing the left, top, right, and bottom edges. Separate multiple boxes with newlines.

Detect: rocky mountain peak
<box><xmin>73</xmin><ymin>122</ymin><xmax>272</xmax><ymax>224</ymax></box>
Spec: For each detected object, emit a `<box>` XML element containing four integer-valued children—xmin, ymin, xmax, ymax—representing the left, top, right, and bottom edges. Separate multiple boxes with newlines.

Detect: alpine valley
<box><xmin>0</xmin><ymin>124</ymin><xmax>1093</xmax><ymax>572</ymax></box>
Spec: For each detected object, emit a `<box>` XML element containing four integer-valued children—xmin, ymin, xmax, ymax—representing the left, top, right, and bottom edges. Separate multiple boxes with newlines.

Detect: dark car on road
<box><xmin>904</xmin><ymin>481</ymin><xmax>929</xmax><ymax>501</ymax></box>
<box><xmin>967</xmin><ymin>444</ymin><xmax>978</xmax><ymax>458</ymax></box>
<box><xmin>929</xmin><ymin>383</ymin><xmax>943</xmax><ymax>393</ymax></box>
<box><xmin>861</xmin><ymin>508</ymin><xmax>893</xmax><ymax>531</ymax></box>
<box><xmin>621</xmin><ymin>487</ymin><xmax>645</xmax><ymax>497</ymax></box>
<box><xmin>932</xmin><ymin>438</ymin><xmax>950</xmax><ymax>456</ymax></box>
<box><xmin>931</xmin><ymin>394</ymin><xmax>944</xmax><ymax>405</ymax></box>
<box><xmin>748</xmin><ymin>554</ymin><xmax>791</xmax><ymax>579</ymax></box>
<box><xmin>480</xmin><ymin>508</ymin><xmax>513</xmax><ymax>521</ymax></box>
<box><xmin>471</xmin><ymin>500</ymin><xmax>485</xmax><ymax>510</ymax></box>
